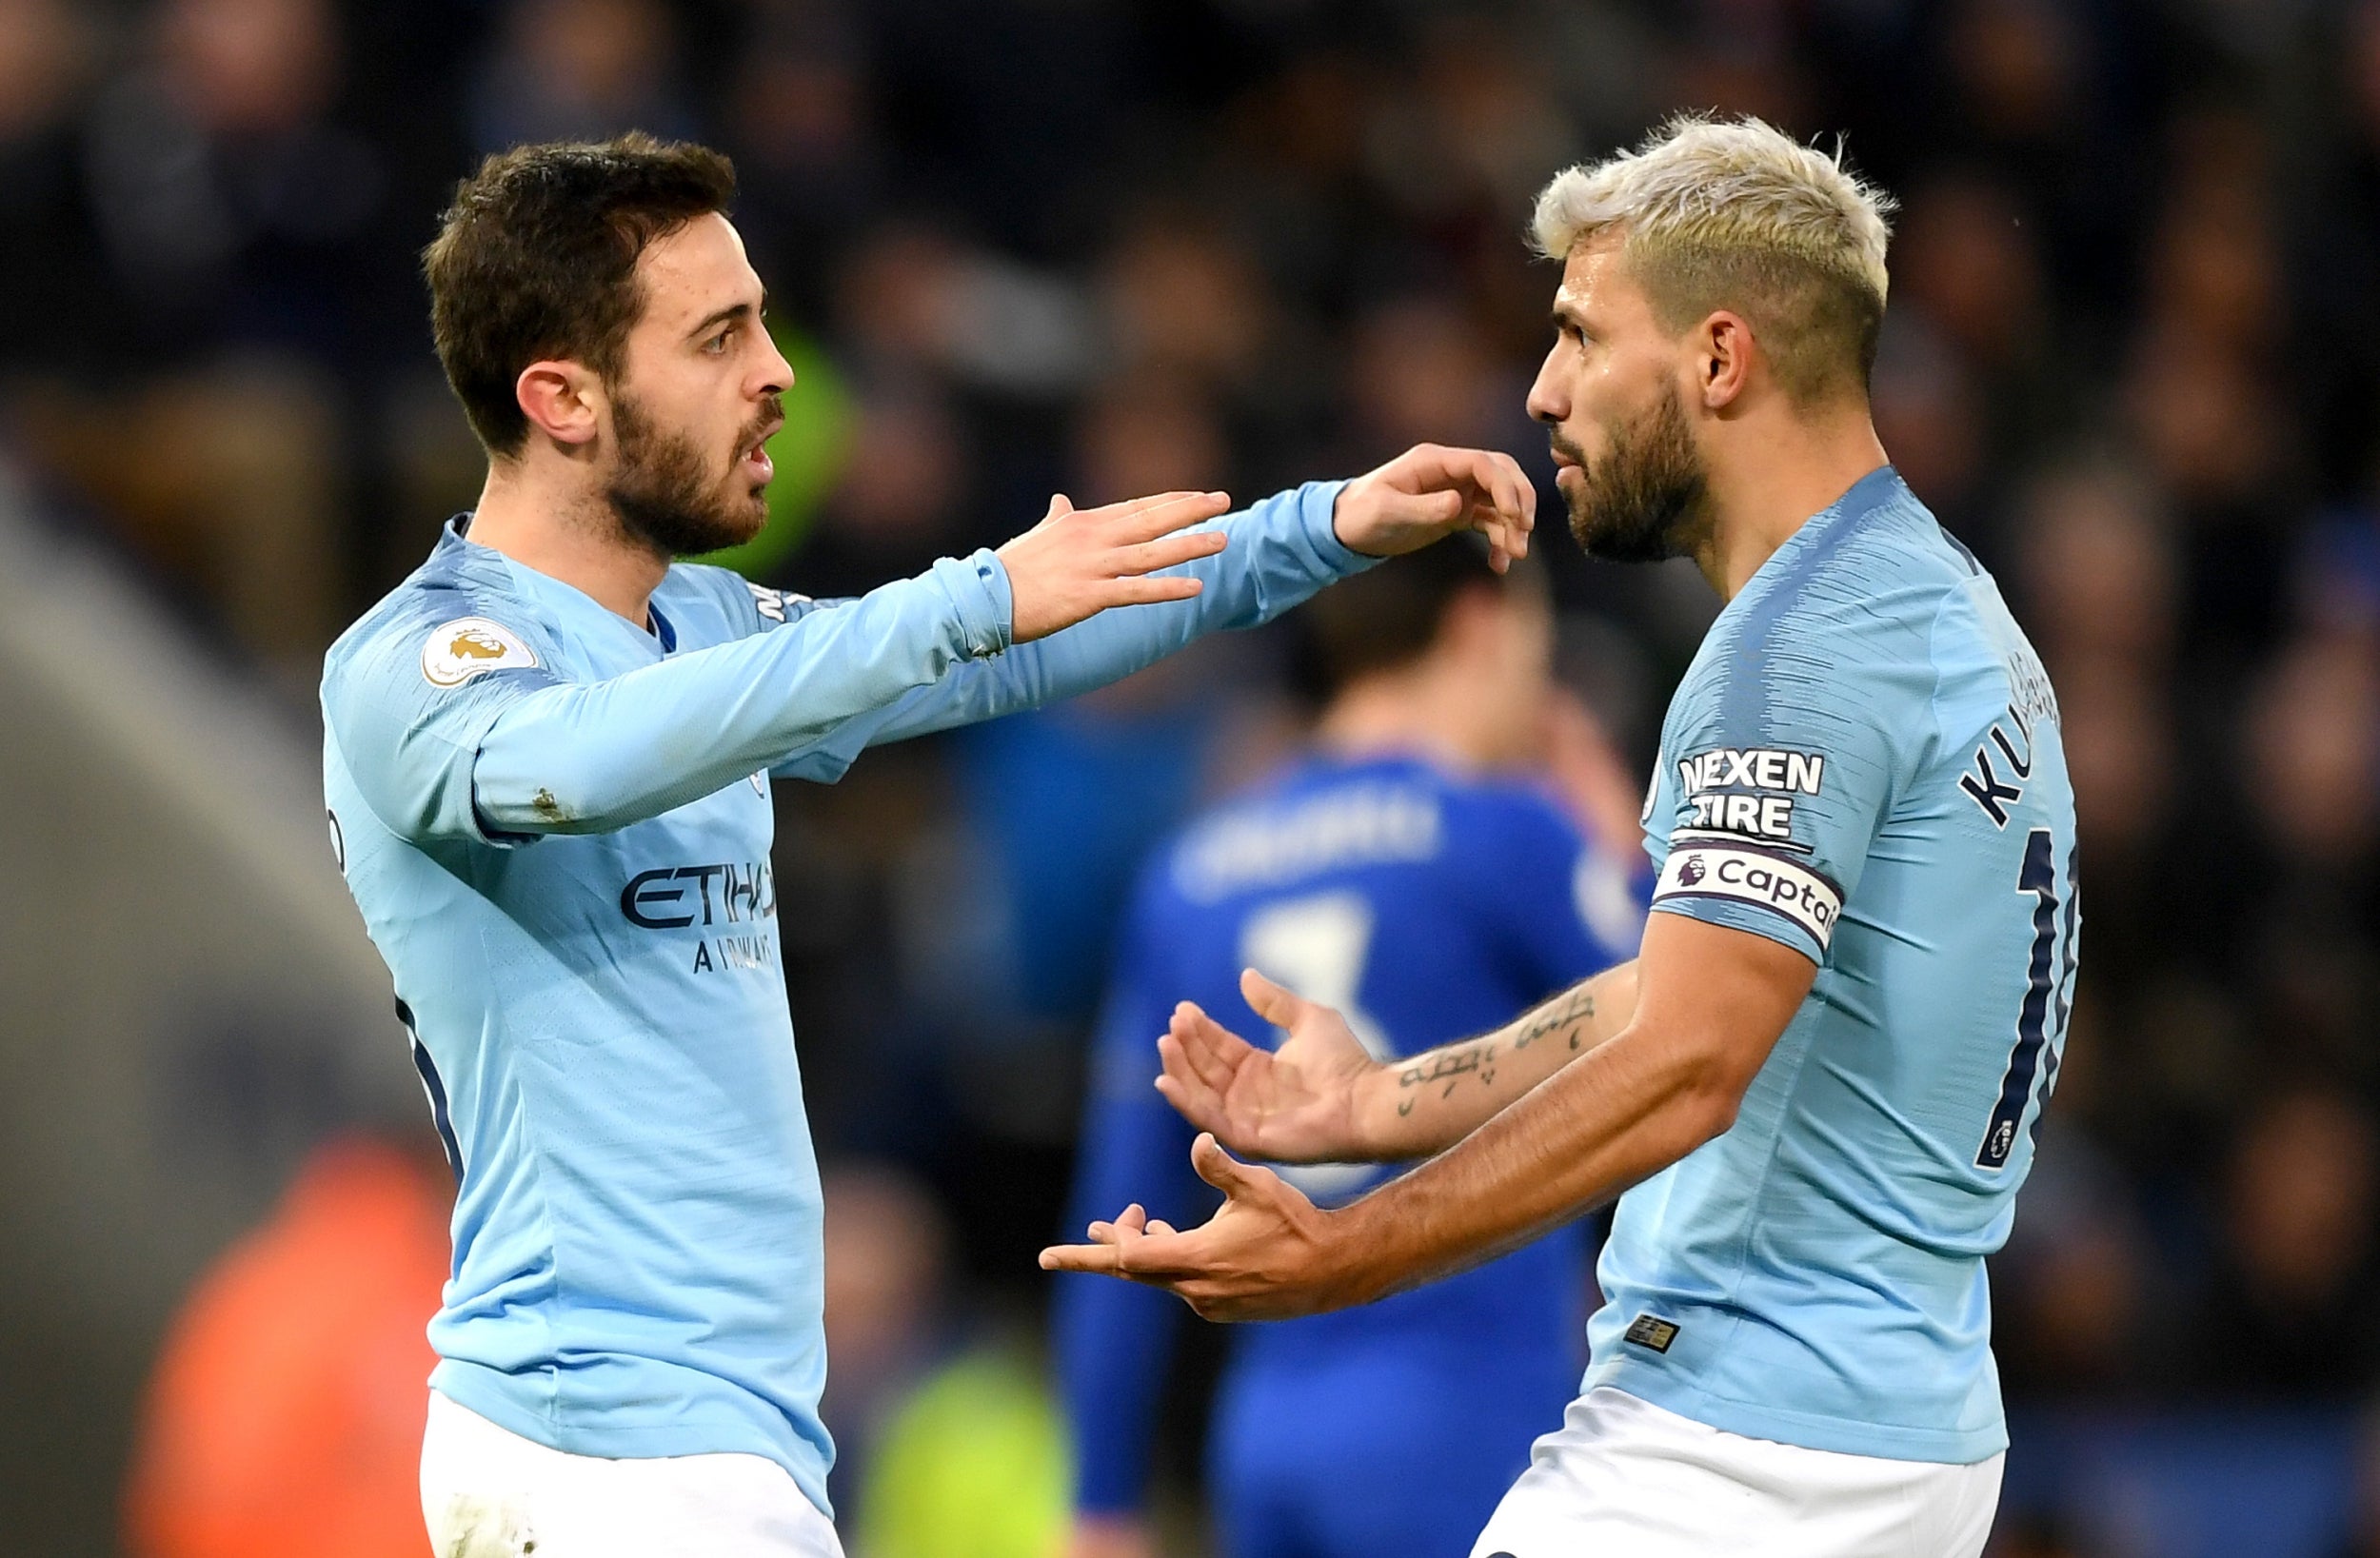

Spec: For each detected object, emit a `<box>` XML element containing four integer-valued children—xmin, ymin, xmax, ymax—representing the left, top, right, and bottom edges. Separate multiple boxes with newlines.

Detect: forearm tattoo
<box><xmin>1395</xmin><ymin>987</ymin><xmax>1598</xmax><ymax>1116</ymax></box>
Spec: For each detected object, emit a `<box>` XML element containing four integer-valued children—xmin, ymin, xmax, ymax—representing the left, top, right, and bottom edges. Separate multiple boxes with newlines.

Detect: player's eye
<box><xmin>704</xmin><ymin>326</ymin><xmax>735</xmax><ymax>355</ymax></box>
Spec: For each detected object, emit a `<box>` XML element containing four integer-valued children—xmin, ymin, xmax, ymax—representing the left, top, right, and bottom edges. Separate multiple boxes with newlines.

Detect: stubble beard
<box><xmin>604</xmin><ymin>389</ymin><xmax>781</xmax><ymax>559</ymax></box>
<box><xmin>1557</xmin><ymin>384</ymin><xmax>1714</xmax><ymax>565</ymax></box>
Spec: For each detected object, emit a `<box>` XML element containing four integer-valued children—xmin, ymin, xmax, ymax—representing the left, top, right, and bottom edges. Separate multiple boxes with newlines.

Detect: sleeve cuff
<box><xmin>1295</xmin><ymin>479</ymin><xmax>1379</xmax><ymax>580</ymax></box>
<box><xmin>929</xmin><ymin>548</ymin><xmax>1014</xmax><ymax>661</ymax></box>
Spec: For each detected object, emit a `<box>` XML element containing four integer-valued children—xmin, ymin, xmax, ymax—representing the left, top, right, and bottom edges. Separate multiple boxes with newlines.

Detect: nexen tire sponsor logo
<box><xmin>1654</xmin><ymin>842</ymin><xmax>1842</xmax><ymax>952</ymax></box>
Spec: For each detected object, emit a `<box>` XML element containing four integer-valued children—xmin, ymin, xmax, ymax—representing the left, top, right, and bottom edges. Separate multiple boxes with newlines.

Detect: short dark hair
<box><xmin>424</xmin><ymin>133</ymin><xmax>738</xmax><ymax>457</ymax></box>
<box><xmin>1290</xmin><ymin>536</ymin><xmax>1515</xmax><ymax>704</ymax></box>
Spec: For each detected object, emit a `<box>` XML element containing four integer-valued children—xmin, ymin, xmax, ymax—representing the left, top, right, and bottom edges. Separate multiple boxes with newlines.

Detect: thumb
<box><xmin>1190</xmin><ymin>1132</ymin><xmax>1263</xmax><ymax>1198</ymax></box>
<box><xmin>1240</xmin><ymin>967</ymin><xmax>1308</xmax><ymax>1030</ymax></box>
<box><xmin>1413</xmin><ymin>487</ymin><xmax>1465</xmax><ymax>523</ymax></box>
<box><xmin>1037</xmin><ymin>492</ymin><xmax>1075</xmax><ymax>530</ymax></box>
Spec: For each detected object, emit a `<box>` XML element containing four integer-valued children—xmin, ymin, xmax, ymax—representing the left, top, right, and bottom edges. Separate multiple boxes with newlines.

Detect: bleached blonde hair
<box><xmin>1531</xmin><ymin>114</ymin><xmax>1896</xmax><ymax>404</ymax></box>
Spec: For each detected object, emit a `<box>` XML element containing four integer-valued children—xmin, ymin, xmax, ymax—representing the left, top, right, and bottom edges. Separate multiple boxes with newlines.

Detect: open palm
<box><xmin>1156</xmin><ymin>969</ymin><xmax>1381</xmax><ymax>1163</ymax></box>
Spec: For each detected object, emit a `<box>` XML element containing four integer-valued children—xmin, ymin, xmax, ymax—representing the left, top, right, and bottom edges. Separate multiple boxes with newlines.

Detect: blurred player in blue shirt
<box><xmin>1048</xmin><ymin>116</ymin><xmax>2074</xmax><ymax>1558</ymax></box>
<box><xmin>1057</xmin><ymin>543</ymin><xmax>1645</xmax><ymax>1558</ymax></box>
<box><xmin>319</xmin><ymin>135</ymin><xmax>1536</xmax><ymax>1558</ymax></box>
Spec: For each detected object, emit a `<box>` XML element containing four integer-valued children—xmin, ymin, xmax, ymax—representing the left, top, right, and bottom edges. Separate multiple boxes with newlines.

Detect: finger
<box><xmin>1162</xmin><ymin>1029</ymin><xmax>1240</xmax><ymax>1102</ymax></box>
<box><xmin>1043</xmin><ymin>1231</ymin><xmax>1203</xmax><ymax>1280</ymax></box>
<box><xmin>1475</xmin><ymin>449</ymin><xmax>1536</xmax><ymax>532</ymax></box>
<box><xmin>1240</xmin><ymin>968</ymin><xmax>1309</xmax><ymax>1031</ymax></box>
<box><xmin>1146</xmin><ymin>1218</ymin><xmax>1180</xmax><ymax>1236</ymax></box>
<box><xmin>1081</xmin><ymin>488</ymin><xmax>1210</xmax><ymax>519</ymax></box>
<box><xmin>1100</xmin><ymin>490</ymin><xmax>1233</xmax><ymax>543</ymax></box>
<box><xmin>1041</xmin><ymin>1241</ymin><xmax>1123</xmax><ymax>1273</ymax></box>
<box><xmin>1470</xmin><ymin>494</ymin><xmax>1529</xmax><ymax>561</ymax></box>
<box><xmin>1110</xmin><ymin>529</ymin><xmax>1228</xmax><ymax>578</ymax></box>
<box><xmin>1470</xmin><ymin>511</ymin><xmax>1520</xmax><ymax>572</ymax></box>
<box><xmin>1189</xmin><ymin>1132</ymin><xmax>1268</xmax><ymax>1200</ymax></box>
<box><xmin>1033</xmin><ymin>493</ymin><xmax>1074</xmax><ymax>532</ymax></box>
<box><xmin>1411</xmin><ymin>487</ymin><xmax>1466</xmax><ymax>525</ymax></box>
<box><xmin>1156</xmin><ymin>1038</ymin><xmax>1230</xmax><ymax>1117</ymax></box>
<box><xmin>1101</xmin><ymin>575</ymin><xmax>1206</xmax><ymax>606</ymax></box>
<box><xmin>1500</xmin><ymin>451</ymin><xmax>1538</xmax><ymax>527</ymax></box>
<box><xmin>1169</xmin><ymin>1002</ymin><xmax>1254</xmax><ymax>1087</ymax></box>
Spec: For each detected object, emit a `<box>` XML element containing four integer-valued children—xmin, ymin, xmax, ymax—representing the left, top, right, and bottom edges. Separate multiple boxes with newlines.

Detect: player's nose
<box><xmin>1524</xmin><ymin>346</ymin><xmax>1566</xmax><ymax>424</ymax></box>
<box><xmin>757</xmin><ymin>335</ymin><xmax>795</xmax><ymax>398</ymax></box>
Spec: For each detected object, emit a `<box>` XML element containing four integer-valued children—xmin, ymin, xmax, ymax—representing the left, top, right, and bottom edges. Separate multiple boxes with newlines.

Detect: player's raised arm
<box><xmin>763</xmin><ymin>446</ymin><xmax>1537</xmax><ymax>776</ymax></box>
<box><xmin>327</xmin><ymin>490</ymin><xmax>1230</xmax><ymax>845</ymax></box>
<box><xmin>1156</xmin><ymin>959</ymin><xmax>1640</xmax><ymax>1165</ymax></box>
<box><xmin>1042</xmin><ymin>912</ymin><xmax>1808</xmax><ymax>1319</ymax></box>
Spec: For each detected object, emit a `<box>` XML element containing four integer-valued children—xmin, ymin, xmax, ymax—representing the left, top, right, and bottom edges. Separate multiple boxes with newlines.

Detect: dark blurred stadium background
<box><xmin>4</xmin><ymin>0</ymin><xmax>2380</xmax><ymax>1554</ymax></box>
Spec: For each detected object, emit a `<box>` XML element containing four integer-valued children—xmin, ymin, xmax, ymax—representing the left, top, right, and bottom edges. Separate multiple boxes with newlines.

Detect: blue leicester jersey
<box><xmin>320</xmin><ymin>483</ymin><xmax>1365</xmax><ymax>1516</ymax></box>
<box><xmin>1058</xmin><ymin>752</ymin><xmax>1646</xmax><ymax>1514</ymax></box>
<box><xmin>1588</xmin><ymin>466</ymin><xmax>2077</xmax><ymax>1465</ymax></box>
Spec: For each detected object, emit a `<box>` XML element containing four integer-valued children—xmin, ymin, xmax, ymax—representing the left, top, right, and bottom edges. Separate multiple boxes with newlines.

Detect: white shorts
<box><xmin>420</xmin><ymin>1390</ymin><xmax>844</xmax><ymax>1558</ymax></box>
<box><xmin>1470</xmin><ymin>1388</ymin><xmax>2002</xmax><ymax>1558</ymax></box>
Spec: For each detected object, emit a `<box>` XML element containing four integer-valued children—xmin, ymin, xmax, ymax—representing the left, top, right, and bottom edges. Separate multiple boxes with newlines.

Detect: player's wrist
<box><xmin>1329</xmin><ymin>474</ymin><xmax>1391</xmax><ymax>558</ymax></box>
<box><xmin>1348</xmin><ymin>1059</ymin><xmax>1415</xmax><ymax>1158</ymax></box>
<box><xmin>1315</xmin><ymin>1197</ymin><xmax>1398</xmax><ymax>1308</ymax></box>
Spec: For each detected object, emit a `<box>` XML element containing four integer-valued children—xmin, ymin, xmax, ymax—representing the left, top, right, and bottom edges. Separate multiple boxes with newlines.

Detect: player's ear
<box><xmin>516</xmin><ymin>359</ymin><xmax>603</xmax><ymax>450</ymax></box>
<box><xmin>1696</xmin><ymin>310</ymin><xmax>1754</xmax><ymax>411</ymax></box>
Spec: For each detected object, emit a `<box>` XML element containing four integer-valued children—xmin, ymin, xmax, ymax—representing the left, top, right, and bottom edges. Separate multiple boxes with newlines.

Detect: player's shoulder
<box><xmin>324</xmin><ymin>523</ymin><xmax>548</xmax><ymax>696</ymax></box>
<box><xmin>1685</xmin><ymin>470</ymin><xmax>1980</xmax><ymax>710</ymax></box>
<box><xmin>1734</xmin><ymin>469</ymin><xmax>1973</xmax><ymax>638</ymax></box>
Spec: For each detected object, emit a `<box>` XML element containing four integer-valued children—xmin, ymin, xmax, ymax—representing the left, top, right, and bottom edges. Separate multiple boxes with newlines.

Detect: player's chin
<box><xmin>722</xmin><ymin>480</ymin><xmax>770</xmax><ymax>539</ymax></box>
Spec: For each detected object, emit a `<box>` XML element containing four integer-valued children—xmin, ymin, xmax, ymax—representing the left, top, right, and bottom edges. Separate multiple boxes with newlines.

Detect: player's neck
<box><xmin>465</xmin><ymin>460</ymin><xmax>671</xmax><ymax>629</ymax></box>
<box><xmin>1694</xmin><ymin>405</ymin><xmax>1890</xmax><ymax>602</ymax></box>
<box><xmin>1316</xmin><ymin>667</ymin><xmax>1497</xmax><ymax>773</ymax></box>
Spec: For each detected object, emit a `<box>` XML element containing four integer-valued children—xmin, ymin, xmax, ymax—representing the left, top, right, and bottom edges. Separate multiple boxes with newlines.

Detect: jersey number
<box><xmin>1976</xmin><ymin>828</ymin><xmax>2077</xmax><ymax>1170</ymax></box>
<box><xmin>1238</xmin><ymin>893</ymin><xmax>1391</xmax><ymax>1200</ymax></box>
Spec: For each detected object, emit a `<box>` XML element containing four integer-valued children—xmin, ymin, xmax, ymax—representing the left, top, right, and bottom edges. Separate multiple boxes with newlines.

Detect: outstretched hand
<box><xmin>1156</xmin><ymin>969</ymin><xmax>1383</xmax><ymax>1164</ymax></box>
<box><xmin>1039</xmin><ymin>1133</ymin><xmax>1366</xmax><ymax>1322</ymax></box>
<box><xmin>1331</xmin><ymin>444</ymin><xmax>1537</xmax><ymax>571</ymax></box>
<box><xmin>997</xmin><ymin>490</ymin><xmax>1234</xmax><ymax>644</ymax></box>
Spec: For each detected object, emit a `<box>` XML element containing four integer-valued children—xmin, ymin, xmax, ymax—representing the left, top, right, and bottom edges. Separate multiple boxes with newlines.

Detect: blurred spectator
<box><xmin>819</xmin><ymin>1161</ymin><xmax>954</xmax><ymax>1517</ymax></box>
<box><xmin>467</xmin><ymin>0</ymin><xmax>696</xmax><ymax>153</ymax></box>
<box><xmin>0</xmin><ymin>0</ymin><xmax>109</xmax><ymax>372</ymax></box>
<box><xmin>1340</xmin><ymin>293</ymin><xmax>1510</xmax><ymax>462</ymax></box>
<box><xmin>820</xmin><ymin>1162</ymin><xmax>1068</xmax><ymax>1558</ymax></box>
<box><xmin>2187</xmin><ymin>1089</ymin><xmax>2380</xmax><ymax>1399</ymax></box>
<box><xmin>724</xmin><ymin>16</ymin><xmax>883</xmax><ymax>311</ymax></box>
<box><xmin>121</xmin><ymin>1135</ymin><xmax>448</xmax><ymax>1558</ymax></box>
<box><xmin>790</xmin><ymin>387</ymin><xmax>972</xmax><ymax>599</ymax></box>
<box><xmin>84</xmin><ymin>0</ymin><xmax>385</xmax><ymax>354</ymax></box>
<box><xmin>1098</xmin><ymin>212</ymin><xmax>1275</xmax><ymax>397</ymax></box>
<box><xmin>1993</xmin><ymin>1135</ymin><xmax>2163</xmax><ymax>1401</ymax></box>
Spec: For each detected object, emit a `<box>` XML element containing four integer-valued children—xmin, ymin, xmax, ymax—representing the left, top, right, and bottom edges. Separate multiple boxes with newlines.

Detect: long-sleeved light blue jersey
<box><xmin>1588</xmin><ymin>466</ymin><xmax>2077</xmax><ymax>1465</ymax></box>
<box><xmin>320</xmin><ymin>483</ymin><xmax>1363</xmax><ymax>1517</ymax></box>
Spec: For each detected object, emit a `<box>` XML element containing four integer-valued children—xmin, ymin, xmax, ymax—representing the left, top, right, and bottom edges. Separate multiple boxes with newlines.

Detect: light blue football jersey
<box><xmin>319</xmin><ymin>483</ymin><xmax>1363</xmax><ymax>1516</ymax></box>
<box><xmin>1585</xmin><ymin>466</ymin><xmax>2076</xmax><ymax>1465</ymax></box>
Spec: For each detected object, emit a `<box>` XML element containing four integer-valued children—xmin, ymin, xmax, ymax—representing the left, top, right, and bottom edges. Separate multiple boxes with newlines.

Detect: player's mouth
<box><xmin>737</xmin><ymin>421</ymin><xmax>783</xmax><ymax>483</ymax></box>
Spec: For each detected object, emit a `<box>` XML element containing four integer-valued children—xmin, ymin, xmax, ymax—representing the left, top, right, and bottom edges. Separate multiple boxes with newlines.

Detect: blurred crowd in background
<box><xmin>9</xmin><ymin>0</ymin><xmax>2380</xmax><ymax>1553</ymax></box>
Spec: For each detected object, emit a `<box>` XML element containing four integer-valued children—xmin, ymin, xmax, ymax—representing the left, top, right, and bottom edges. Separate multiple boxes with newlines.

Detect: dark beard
<box><xmin>1557</xmin><ymin>385</ymin><xmax>1711</xmax><ymax>564</ymax></box>
<box><xmin>605</xmin><ymin>390</ymin><xmax>776</xmax><ymax>558</ymax></box>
